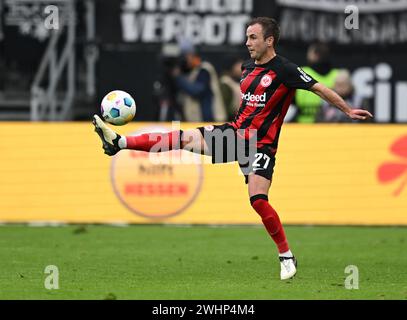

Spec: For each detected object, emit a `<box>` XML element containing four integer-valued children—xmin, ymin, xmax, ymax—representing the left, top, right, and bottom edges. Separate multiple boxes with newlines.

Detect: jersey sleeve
<box><xmin>282</xmin><ymin>62</ymin><xmax>317</xmax><ymax>90</ymax></box>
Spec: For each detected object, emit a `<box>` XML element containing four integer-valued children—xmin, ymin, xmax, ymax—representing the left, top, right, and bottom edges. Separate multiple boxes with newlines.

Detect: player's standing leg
<box><xmin>248</xmin><ymin>174</ymin><xmax>297</xmax><ymax>280</ymax></box>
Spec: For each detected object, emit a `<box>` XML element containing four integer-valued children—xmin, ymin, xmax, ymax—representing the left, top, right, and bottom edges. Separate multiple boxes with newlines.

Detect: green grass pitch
<box><xmin>0</xmin><ymin>225</ymin><xmax>406</xmax><ymax>300</ymax></box>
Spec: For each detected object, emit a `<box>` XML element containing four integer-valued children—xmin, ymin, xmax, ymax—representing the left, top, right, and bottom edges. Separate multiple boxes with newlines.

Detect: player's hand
<box><xmin>347</xmin><ymin>109</ymin><xmax>373</xmax><ymax>121</ymax></box>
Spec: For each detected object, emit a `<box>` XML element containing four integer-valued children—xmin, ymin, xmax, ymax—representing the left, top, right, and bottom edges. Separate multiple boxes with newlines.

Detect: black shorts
<box><xmin>197</xmin><ymin>123</ymin><xmax>276</xmax><ymax>184</ymax></box>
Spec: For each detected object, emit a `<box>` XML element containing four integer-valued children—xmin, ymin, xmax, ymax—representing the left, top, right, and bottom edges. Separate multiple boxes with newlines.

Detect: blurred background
<box><xmin>1</xmin><ymin>0</ymin><xmax>406</xmax><ymax>225</ymax></box>
<box><xmin>0</xmin><ymin>0</ymin><xmax>406</xmax><ymax>123</ymax></box>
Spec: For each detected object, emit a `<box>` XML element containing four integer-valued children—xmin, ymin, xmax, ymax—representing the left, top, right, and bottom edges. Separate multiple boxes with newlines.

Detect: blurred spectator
<box><xmin>172</xmin><ymin>40</ymin><xmax>226</xmax><ymax>122</ymax></box>
<box><xmin>219</xmin><ymin>57</ymin><xmax>243</xmax><ymax>121</ymax></box>
<box><xmin>295</xmin><ymin>42</ymin><xmax>339</xmax><ymax>123</ymax></box>
<box><xmin>153</xmin><ymin>44</ymin><xmax>184</xmax><ymax>121</ymax></box>
<box><xmin>316</xmin><ymin>69</ymin><xmax>371</xmax><ymax>123</ymax></box>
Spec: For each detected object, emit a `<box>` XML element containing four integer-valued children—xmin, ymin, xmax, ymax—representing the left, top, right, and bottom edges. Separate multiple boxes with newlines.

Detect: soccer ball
<box><xmin>101</xmin><ymin>90</ymin><xmax>136</xmax><ymax>126</ymax></box>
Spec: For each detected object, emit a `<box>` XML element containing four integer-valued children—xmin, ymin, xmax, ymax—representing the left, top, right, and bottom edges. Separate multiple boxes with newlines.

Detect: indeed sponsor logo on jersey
<box><xmin>241</xmin><ymin>92</ymin><xmax>266</xmax><ymax>103</ymax></box>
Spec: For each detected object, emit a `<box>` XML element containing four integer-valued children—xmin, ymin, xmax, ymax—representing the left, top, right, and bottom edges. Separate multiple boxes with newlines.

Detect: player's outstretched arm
<box><xmin>310</xmin><ymin>82</ymin><xmax>373</xmax><ymax>121</ymax></box>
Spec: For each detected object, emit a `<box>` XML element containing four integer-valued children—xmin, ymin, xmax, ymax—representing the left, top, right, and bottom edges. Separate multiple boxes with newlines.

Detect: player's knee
<box><xmin>180</xmin><ymin>129</ymin><xmax>205</xmax><ymax>151</ymax></box>
<box><xmin>179</xmin><ymin>129</ymin><xmax>192</xmax><ymax>149</ymax></box>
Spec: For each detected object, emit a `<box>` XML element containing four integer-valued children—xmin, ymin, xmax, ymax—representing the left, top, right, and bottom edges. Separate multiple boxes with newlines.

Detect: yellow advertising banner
<box><xmin>0</xmin><ymin>122</ymin><xmax>406</xmax><ymax>225</ymax></box>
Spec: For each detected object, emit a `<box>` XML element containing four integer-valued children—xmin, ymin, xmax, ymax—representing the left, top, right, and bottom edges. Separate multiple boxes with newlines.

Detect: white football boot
<box><xmin>279</xmin><ymin>256</ymin><xmax>297</xmax><ymax>280</ymax></box>
<box><xmin>92</xmin><ymin>114</ymin><xmax>122</xmax><ymax>156</ymax></box>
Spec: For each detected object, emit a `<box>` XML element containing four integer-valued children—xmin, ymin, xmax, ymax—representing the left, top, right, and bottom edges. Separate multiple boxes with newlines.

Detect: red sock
<box><xmin>250</xmin><ymin>195</ymin><xmax>289</xmax><ymax>253</ymax></box>
<box><xmin>126</xmin><ymin>130</ymin><xmax>182</xmax><ymax>152</ymax></box>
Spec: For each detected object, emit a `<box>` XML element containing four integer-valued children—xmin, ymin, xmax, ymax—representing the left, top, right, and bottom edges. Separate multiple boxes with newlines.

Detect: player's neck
<box><xmin>255</xmin><ymin>50</ymin><xmax>277</xmax><ymax>65</ymax></box>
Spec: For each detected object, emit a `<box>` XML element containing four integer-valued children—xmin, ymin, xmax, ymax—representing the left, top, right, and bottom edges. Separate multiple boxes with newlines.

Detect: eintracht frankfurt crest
<box><xmin>260</xmin><ymin>74</ymin><xmax>272</xmax><ymax>88</ymax></box>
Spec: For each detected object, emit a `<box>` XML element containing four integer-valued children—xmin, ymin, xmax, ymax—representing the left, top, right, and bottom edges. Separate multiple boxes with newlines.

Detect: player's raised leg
<box><xmin>248</xmin><ymin>174</ymin><xmax>297</xmax><ymax>280</ymax></box>
<box><xmin>92</xmin><ymin>114</ymin><xmax>209</xmax><ymax>156</ymax></box>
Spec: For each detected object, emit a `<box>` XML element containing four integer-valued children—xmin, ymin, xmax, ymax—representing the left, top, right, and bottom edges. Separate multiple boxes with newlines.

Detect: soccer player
<box><xmin>93</xmin><ymin>17</ymin><xmax>373</xmax><ymax>280</ymax></box>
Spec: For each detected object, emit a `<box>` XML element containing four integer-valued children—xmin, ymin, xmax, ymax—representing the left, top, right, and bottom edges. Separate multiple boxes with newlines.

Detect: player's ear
<box><xmin>267</xmin><ymin>36</ymin><xmax>274</xmax><ymax>47</ymax></box>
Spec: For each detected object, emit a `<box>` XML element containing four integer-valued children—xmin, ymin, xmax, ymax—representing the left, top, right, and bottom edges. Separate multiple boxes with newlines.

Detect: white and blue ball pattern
<box><xmin>101</xmin><ymin>90</ymin><xmax>136</xmax><ymax>126</ymax></box>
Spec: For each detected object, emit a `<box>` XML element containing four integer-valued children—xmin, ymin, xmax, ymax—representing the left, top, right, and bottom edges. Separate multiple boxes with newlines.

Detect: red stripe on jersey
<box><xmin>239</xmin><ymin>68</ymin><xmax>257</xmax><ymax>96</ymax></box>
<box><xmin>260</xmin><ymin>89</ymin><xmax>295</xmax><ymax>146</ymax></box>
<box><xmin>240</xmin><ymin>67</ymin><xmax>260</xmax><ymax>93</ymax></box>
<box><xmin>233</xmin><ymin>68</ymin><xmax>276</xmax><ymax>129</ymax></box>
<box><xmin>230</xmin><ymin>68</ymin><xmax>257</xmax><ymax>127</ymax></box>
<box><xmin>249</xmin><ymin>83</ymin><xmax>290</xmax><ymax>131</ymax></box>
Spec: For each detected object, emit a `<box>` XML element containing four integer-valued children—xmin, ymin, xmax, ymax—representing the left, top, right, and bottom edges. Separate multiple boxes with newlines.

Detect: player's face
<box><xmin>246</xmin><ymin>24</ymin><xmax>272</xmax><ymax>62</ymax></box>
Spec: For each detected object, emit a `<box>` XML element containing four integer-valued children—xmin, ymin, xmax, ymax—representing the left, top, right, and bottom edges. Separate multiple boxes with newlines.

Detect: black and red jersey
<box><xmin>230</xmin><ymin>55</ymin><xmax>317</xmax><ymax>152</ymax></box>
